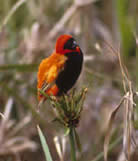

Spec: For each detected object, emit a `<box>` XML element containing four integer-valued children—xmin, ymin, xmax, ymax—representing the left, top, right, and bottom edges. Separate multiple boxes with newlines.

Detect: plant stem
<box><xmin>69</xmin><ymin>128</ymin><xmax>77</xmax><ymax>161</ymax></box>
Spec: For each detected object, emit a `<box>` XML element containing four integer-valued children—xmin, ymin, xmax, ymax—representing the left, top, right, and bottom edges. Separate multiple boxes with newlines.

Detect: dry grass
<box><xmin>0</xmin><ymin>0</ymin><xmax>137</xmax><ymax>161</ymax></box>
<box><xmin>104</xmin><ymin>44</ymin><xmax>137</xmax><ymax>161</ymax></box>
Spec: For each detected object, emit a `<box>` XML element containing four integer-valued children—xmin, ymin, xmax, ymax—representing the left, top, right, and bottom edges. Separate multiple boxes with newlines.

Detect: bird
<box><xmin>37</xmin><ymin>34</ymin><xmax>83</xmax><ymax>106</ymax></box>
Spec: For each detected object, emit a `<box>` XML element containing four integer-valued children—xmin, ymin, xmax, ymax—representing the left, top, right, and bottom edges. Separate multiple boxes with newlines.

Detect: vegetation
<box><xmin>0</xmin><ymin>0</ymin><xmax>137</xmax><ymax>161</ymax></box>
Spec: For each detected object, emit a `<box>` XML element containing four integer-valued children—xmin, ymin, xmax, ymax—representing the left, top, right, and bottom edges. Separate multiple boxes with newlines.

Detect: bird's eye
<box><xmin>64</xmin><ymin>38</ymin><xmax>78</xmax><ymax>50</ymax></box>
<box><xmin>72</xmin><ymin>41</ymin><xmax>77</xmax><ymax>49</ymax></box>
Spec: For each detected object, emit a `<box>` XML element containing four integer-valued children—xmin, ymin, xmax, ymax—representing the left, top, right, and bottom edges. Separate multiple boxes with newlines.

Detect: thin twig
<box><xmin>92</xmin><ymin>136</ymin><xmax>122</xmax><ymax>161</ymax></box>
<box><xmin>104</xmin><ymin>95</ymin><xmax>126</xmax><ymax>161</ymax></box>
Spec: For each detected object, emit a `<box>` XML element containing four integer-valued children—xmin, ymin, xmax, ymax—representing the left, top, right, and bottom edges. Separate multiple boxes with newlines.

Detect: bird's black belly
<box><xmin>56</xmin><ymin>51</ymin><xmax>83</xmax><ymax>95</ymax></box>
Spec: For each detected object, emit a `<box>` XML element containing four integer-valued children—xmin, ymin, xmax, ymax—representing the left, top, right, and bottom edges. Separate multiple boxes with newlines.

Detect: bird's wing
<box><xmin>37</xmin><ymin>53</ymin><xmax>67</xmax><ymax>99</ymax></box>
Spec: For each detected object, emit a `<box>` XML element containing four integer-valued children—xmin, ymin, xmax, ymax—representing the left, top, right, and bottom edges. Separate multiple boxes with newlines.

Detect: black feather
<box><xmin>56</xmin><ymin>49</ymin><xmax>83</xmax><ymax>95</ymax></box>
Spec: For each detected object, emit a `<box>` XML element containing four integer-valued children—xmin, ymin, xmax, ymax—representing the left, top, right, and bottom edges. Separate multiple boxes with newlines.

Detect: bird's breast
<box><xmin>56</xmin><ymin>51</ymin><xmax>83</xmax><ymax>95</ymax></box>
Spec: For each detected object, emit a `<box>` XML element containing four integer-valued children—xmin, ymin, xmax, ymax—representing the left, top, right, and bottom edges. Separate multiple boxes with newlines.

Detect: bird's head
<box><xmin>55</xmin><ymin>34</ymin><xmax>80</xmax><ymax>55</ymax></box>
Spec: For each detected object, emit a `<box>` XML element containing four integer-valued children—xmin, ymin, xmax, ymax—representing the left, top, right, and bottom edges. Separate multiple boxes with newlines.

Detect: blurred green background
<box><xmin>0</xmin><ymin>0</ymin><xmax>137</xmax><ymax>161</ymax></box>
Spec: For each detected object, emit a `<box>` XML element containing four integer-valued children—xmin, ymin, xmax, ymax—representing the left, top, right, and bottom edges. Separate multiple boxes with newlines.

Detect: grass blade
<box><xmin>37</xmin><ymin>125</ymin><xmax>53</xmax><ymax>161</ymax></box>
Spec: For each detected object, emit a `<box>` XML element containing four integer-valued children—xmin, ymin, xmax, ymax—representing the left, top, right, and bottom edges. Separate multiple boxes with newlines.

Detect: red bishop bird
<box><xmin>37</xmin><ymin>34</ymin><xmax>83</xmax><ymax>104</ymax></box>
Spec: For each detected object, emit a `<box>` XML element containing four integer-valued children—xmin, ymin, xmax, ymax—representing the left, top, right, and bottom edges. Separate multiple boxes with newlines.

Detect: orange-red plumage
<box><xmin>56</xmin><ymin>34</ymin><xmax>72</xmax><ymax>54</ymax></box>
<box><xmin>37</xmin><ymin>53</ymin><xmax>67</xmax><ymax>100</ymax></box>
<box><xmin>37</xmin><ymin>34</ymin><xmax>83</xmax><ymax>102</ymax></box>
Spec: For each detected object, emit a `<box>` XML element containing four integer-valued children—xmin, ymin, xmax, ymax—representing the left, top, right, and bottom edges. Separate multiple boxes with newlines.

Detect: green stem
<box><xmin>69</xmin><ymin>128</ymin><xmax>77</xmax><ymax>161</ymax></box>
